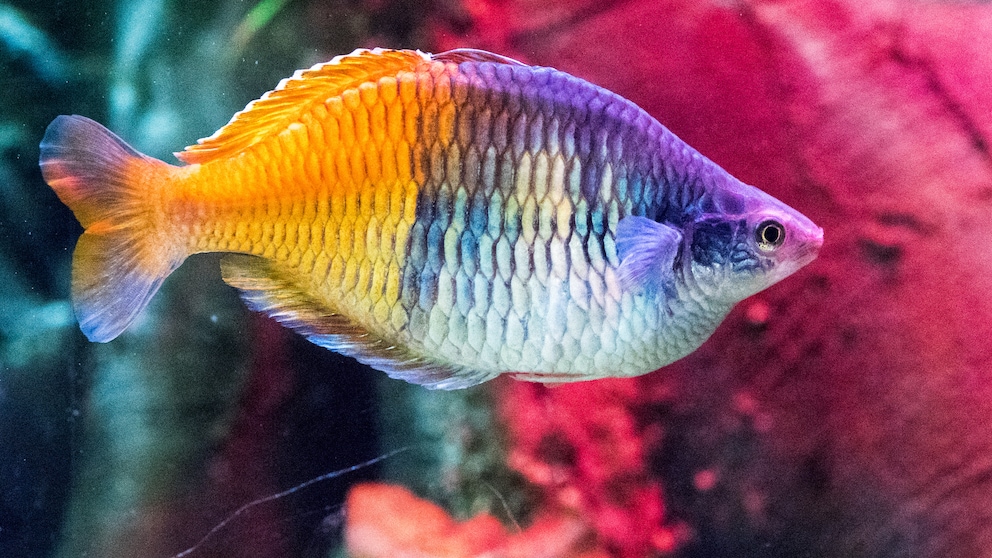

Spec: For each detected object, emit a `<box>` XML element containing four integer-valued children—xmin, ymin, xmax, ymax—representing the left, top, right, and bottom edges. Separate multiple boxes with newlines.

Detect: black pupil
<box><xmin>759</xmin><ymin>221</ymin><xmax>784</xmax><ymax>246</ymax></box>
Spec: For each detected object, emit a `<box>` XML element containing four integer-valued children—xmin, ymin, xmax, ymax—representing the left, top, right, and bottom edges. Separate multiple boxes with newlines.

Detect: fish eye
<box><xmin>755</xmin><ymin>220</ymin><xmax>786</xmax><ymax>251</ymax></box>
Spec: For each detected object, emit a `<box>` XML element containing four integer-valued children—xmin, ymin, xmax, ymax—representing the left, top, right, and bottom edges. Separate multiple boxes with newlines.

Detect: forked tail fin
<box><xmin>40</xmin><ymin>115</ymin><xmax>184</xmax><ymax>342</ymax></box>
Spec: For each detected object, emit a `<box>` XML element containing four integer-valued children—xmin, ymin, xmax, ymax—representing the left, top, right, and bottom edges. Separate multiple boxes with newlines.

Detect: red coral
<box><xmin>345</xmin><ymin>483</ymin><xmax>601</xmax><ymax>558</ymax></box>
<box><xmin>343</xmin><ymin>381</ymin><xmax>683</xmax><ymax>558</ymax></box>
<box><xmin>498</xmin><ymin>379</ymin><xmax>675</xmax><ymax>557</ymax></box>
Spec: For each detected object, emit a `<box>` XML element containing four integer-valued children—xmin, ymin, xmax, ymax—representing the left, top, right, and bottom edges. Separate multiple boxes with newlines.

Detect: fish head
<box><xmin>684</xmin><ymin>181</ymin><xmax>823</xmax><ymax>303</ymax></box>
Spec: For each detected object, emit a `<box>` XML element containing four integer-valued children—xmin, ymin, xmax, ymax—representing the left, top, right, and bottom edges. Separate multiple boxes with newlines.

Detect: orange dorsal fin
<box><xmin>175</xmin><ymin>48</ymin><xmax>431</xmax><ymax>165</ymax></box>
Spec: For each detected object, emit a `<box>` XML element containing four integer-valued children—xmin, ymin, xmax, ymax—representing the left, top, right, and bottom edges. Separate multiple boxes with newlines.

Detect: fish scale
<box><xmin>385</xmin><ymin>62</ymin><xmax>634</xmax><ymax>375</ymax></box>
<box><xmin>40</xmin><ymin>48</ymin><xmax>822</xmax><ymax>389</ymax></box>
<box><xmin>224</xmin><ymin>57</ymin><xmax>677</xmax><ymax>378</ymax></box>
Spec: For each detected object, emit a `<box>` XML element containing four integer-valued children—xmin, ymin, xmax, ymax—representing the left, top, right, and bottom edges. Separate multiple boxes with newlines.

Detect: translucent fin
<box><xmin>220</xmin><ymin>255</ymin><xmax>497</xmax><ymax>389</ymax></box>
<box><xmin>40</xmin><ymin>115</ymin><xmax>182</xmax><ymax>342</ymax></box>
<box><xmin>615</xmin><ymin>215</ymin><xmax>682</xmax><ymax>293</ymax></box>
<box><xmin>511</xmin><ymin>371</ymin><xmax>605</xmax><ymax>384</ymax></box>
<box><xmin>175</xmin><ymin>48</ymin><xmax>431</xmax><ymax>165</ymax></box>
<box><xmin>433</xmin><ymin>48</ymin><xmax>526</xmax><ymax>66</ymax></box>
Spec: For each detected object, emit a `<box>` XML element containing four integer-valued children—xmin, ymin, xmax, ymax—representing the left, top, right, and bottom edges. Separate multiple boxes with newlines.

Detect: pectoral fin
<box><xmin>615</xmin><ymin>215</ymin><xmax>682</xmax><ymax>294</ymax></box>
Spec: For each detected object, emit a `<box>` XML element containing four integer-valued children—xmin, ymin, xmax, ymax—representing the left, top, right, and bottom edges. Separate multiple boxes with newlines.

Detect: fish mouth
<box><xmin>793</xmin><ymin>225</ymin><xmax>824</xmax><ymax>267</ymax></box>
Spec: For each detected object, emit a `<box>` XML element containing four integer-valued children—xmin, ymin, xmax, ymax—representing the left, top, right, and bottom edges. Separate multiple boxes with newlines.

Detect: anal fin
<box><xmin>220</xmin><ymin>255</ymin><xmax>496</xmax><ymax>389</ymax></box>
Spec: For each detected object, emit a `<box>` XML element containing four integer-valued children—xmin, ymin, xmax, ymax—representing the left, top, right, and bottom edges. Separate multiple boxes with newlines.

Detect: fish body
<box><xmin>40</xmin><ymin>48</ymin><xmax>822</xmax><ymax>389</ymax></box>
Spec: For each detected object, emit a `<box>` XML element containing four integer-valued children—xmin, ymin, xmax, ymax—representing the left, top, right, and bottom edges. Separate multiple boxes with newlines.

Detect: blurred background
<box><xmin>3</xmin><ymin>1</ymin><xmax>992</xmax><ymax>557</ymax></box>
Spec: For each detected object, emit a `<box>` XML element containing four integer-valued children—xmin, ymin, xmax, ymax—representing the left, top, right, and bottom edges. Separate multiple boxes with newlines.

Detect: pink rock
<box><xmin>439</xmin><ymin>0</ymin><xmax>992</xmax><ymax>555</ymax></box>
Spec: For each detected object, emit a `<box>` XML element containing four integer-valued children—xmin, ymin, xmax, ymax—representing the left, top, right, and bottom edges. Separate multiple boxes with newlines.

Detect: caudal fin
<box><xmin>40</xmin><ymin>115</ymin><xmax>182</xmax><ymax>342</ymax></box>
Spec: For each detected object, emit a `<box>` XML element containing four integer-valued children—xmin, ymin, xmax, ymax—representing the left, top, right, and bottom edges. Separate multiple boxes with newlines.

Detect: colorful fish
<box><xmin>39</xmin><ymin>48</ymin><xmax>822</xmax><ymax>389</ymax></box>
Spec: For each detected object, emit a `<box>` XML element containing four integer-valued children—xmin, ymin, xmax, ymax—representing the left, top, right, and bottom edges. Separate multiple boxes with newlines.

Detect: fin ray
<box><xmin>433</xmin><ymin>48</ymin><xmax>526</xmax><ymax>66</ymax></box>
<box><xmin>221</xmin><ymin>255</ymin><xmax>496</xmax><ymax>389</ymax></box>
<box><xmin>175</xmin><ymin>49</ymin><xmax>431</xmax><ymax>165</ymax></box>
<box><xmin>40</xmin><ymin>115</ymin><xmax>182</xmax><ymax>342</ymax></box>
<box><xmin>615</xmin><ymin>215</ymin><xmax>682</xmax><ymax>293</ymax></box>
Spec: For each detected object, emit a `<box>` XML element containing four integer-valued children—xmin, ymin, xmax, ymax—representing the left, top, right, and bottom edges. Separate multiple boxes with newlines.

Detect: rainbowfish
<box><xmin>40</xmin><ymin>48</ymin><xmax>822</xmax><ymax>389</ymax></box>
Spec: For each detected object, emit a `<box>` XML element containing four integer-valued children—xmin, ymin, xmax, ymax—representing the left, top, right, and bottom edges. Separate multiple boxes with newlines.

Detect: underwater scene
<box><xmin>4</xmin><ymin>0</ymin><xmax>992</xmax><ymax>557</ymax></box>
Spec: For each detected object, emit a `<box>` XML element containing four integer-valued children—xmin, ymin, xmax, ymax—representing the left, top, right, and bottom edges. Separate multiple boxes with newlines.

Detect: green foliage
<box><xmin>0</xmin><ymin>1</ymin><xmax>442</xmax><ymax>557</ymax></box>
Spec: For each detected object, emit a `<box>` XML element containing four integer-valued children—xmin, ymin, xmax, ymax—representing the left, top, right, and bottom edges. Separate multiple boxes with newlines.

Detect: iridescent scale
<box><xmin>190</xmin><ymin>56</ymin><xmax>723</xmax><ymax>387</ymax></box>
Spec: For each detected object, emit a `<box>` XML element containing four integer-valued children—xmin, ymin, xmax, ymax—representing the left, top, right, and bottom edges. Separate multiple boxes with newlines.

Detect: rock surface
<box><xmin>426</xmin><ymin>1</ymin><xmax>992</xmax><ymax>556</ymax></box>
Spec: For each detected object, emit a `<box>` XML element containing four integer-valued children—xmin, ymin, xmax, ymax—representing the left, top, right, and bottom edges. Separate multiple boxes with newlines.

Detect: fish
<box><xmin>39</xmin><ymin>47</ymin><xmax>823</xmax><ymax>389</ymax></box>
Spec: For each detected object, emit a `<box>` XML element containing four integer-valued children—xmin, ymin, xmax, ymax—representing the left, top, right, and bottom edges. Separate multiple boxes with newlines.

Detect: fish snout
<box><xmin>789</xmin><ymin>221</ymin><xmax>824</xmax><ymax>268</ymax></box>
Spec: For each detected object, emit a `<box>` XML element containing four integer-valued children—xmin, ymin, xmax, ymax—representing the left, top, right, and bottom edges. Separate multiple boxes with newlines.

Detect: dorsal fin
<box><xmin>175</xmin><ymin>48</ymin><xmax>431</xmax><ymax>165</ymax></box>
<box><xmin>432</xmin><ymin>48</ymin><xmax>526</xmax><ymax>66</ymax></box>
<box><xmin>220</xmin><ymin>254</ymin><xmax>497</xmax><ymax>389</ymax></box>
